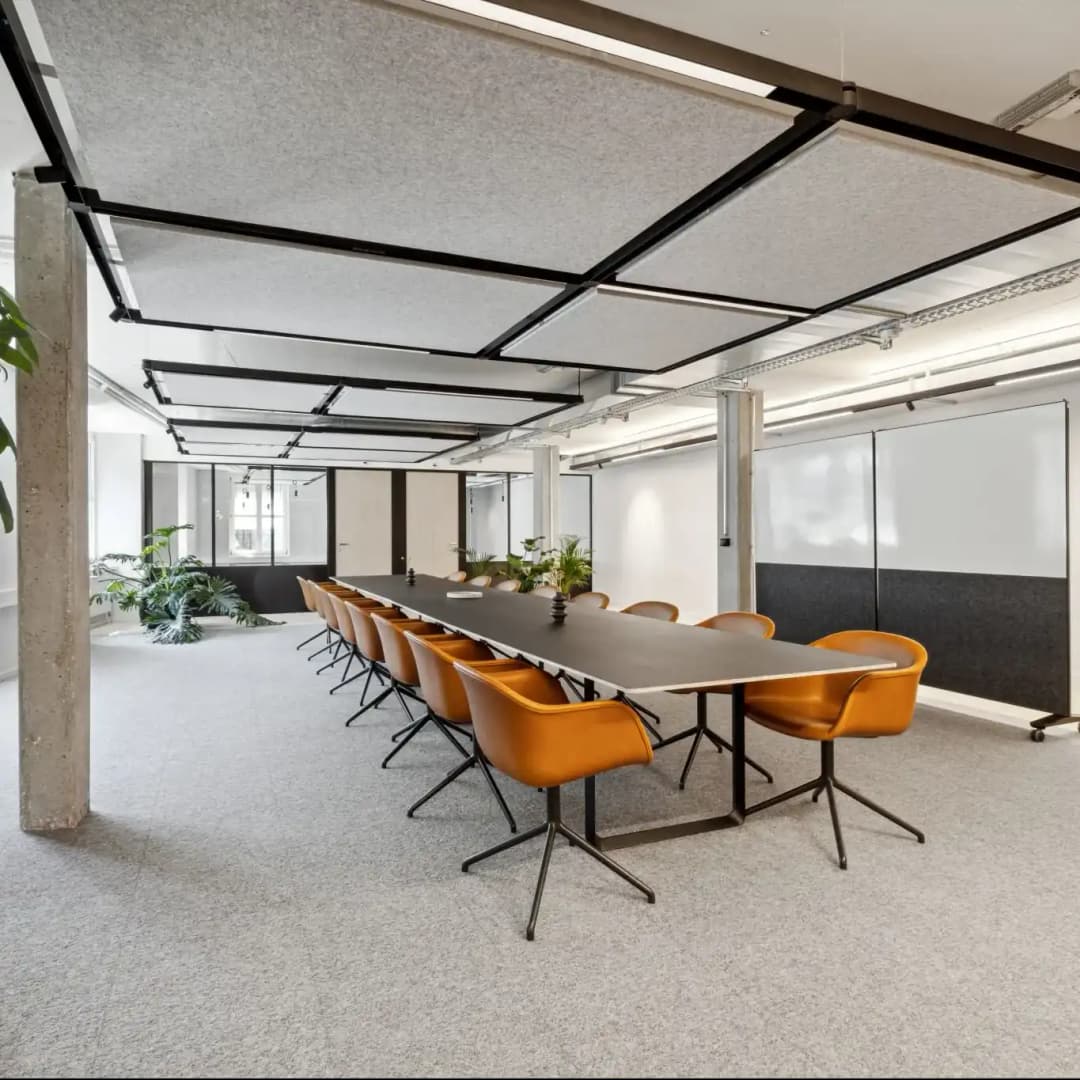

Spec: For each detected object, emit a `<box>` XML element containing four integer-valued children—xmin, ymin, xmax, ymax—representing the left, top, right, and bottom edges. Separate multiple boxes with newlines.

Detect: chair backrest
<box><xmin>622</xmin><ymin>600</ymin><xmax>679</xmax><ymax>622</ymax></box>
<box><xmin>405</xmin><ymin>632</ymin><xmax>495</xmax><ymax>724</ymax></box>
<box><xmin>329</xmin><ymin>593</ymin><xmax>357</xmax><ymax>644</ymax></box>
<box><xmin>696</xmin><ymin>611</ymin><xmax>775</xmax><ymax>638</ymax></box>
<box><xmin>319</xmin><ymin>586</ymin><xmax>344</xmax><ymax>630</ymax></box>
<box><xmin>455</xmin><ymin>663</ymin><xmax>651</xmax><ymax>788</ymax></box>
<box><xmin>812</xmin><ymin>630</ymin><xmax>928</xmax><ymax>738</ymax></box>
<box><xmin>494</xmin><ymin>578</ymin><xmax>521</xmax><ymax>592</ymax></box>
<box><xmin>571</xmin><ymin>591</ymin><xmax>609</xmax><ymax>609</ymax></box>
<box><xmin>372</xmin><ymin>614</ymin><xmax>444</xmax><ymax>685</ymax></box>
<box><xmin>531</xmin><ymin>584</ymin><xmax>558</xmax><ymax>599</ymax></box>
<box><xmin>297</xmin><ymin>577</ymin><xmax>316</xmax><ymax>612</ymax></box>
<box><xmin>446</xmin><ymin>571</ymin><xmax>467</xmax><ymax>583</ymax></box>
<box><xmin>347</xmin><ymin>604</ymin><xmax>403</xmax><ymax>661</ymax></box>
<box><xmin>467</xmin><ymin>575</ymin><xmax>492</xmax><ymax>587</ymax></box>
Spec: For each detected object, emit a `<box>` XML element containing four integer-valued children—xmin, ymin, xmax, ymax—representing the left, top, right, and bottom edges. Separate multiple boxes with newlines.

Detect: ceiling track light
<box><xmin>994</xmin><ymin>70</ymin><xmax>1080</xmax><ymax>131</ymax></box>
<box><xmin>595</xmin><ymin>283</ymin><xmax>805</xmax><ymax>318</ymax></box>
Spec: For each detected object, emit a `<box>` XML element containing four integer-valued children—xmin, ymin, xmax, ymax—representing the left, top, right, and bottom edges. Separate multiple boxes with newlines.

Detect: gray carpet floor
<box><xmin>2</xmin><ymin>616</ymin><xmax>1079</xmax><ymax>1078</ymax></box>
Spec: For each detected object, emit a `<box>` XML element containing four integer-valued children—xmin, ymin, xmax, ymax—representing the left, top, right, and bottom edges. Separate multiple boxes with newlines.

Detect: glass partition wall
<box><xmin>149</xmin><ymin>462</ymin><xmax>328</xmax><ymax>567</ymax></box>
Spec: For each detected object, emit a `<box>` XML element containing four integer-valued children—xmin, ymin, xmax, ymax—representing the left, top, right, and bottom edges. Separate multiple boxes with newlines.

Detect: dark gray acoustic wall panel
<box><xmin>756</xmin><ymin>564</ymin><xmax>877</xmax><ymax>645</ymax></box>
<box><xmin>878</xmin><ymin>570</ymin><xmax>1069</xmax><ymax>714</ymax></box>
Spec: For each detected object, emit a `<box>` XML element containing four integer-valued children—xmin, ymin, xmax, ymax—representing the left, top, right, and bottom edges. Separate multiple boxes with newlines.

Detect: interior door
<box><xmin>334</xmin><ymin>470</ymin><xmax>392</xmax><ymax>575</ymax></box>
<box><xmin>405</xmin><ymin>472</ymin><xmax>459</xmax><ymax>576</ymax></box>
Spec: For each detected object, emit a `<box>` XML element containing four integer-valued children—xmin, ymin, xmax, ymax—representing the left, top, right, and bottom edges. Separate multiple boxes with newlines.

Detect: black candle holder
<box><xmin>407</xmin><ymin>567</ymin><xmax>416</xmax><ymax>585</ymax></box>
<box><xmin>551</xmin><ymin>592</ymin><xmax>567</xmax><ymax>623</ymax></box>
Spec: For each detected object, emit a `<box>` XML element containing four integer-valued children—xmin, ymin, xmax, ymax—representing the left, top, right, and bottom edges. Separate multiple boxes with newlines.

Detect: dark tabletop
<box><xmin>334</xmin><ymin>574</ymin><xmax>893</xmax><ymax>693</ymax></box>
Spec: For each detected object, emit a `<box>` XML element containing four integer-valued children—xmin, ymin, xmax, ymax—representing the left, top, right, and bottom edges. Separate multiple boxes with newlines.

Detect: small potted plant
<box><xmin>548</xmin><ymin>535</ymin><xmax>592</xmax><ymax>623</ymax></box>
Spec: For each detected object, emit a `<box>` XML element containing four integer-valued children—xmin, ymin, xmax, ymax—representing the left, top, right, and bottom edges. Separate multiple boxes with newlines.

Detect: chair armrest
<box><xmin>831</xmin><ymin>669</ymin><xmax>921</xmax><ymax>738</ymax></box>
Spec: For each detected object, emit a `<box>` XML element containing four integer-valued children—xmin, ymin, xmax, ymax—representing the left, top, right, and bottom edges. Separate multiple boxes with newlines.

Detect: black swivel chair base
<box><xmin>407</xmin><ymin>741</ymin><xmax>517</xmax><ymax>833</ymax></box>
<box><xmin>745</xmin><ymin>741</ymin><xmax>925</xmax><ymax>870</ymax></box>
<box><xmin>462</xmin><ymin>785</ymin><xmax>654</xmax><ymax>941</ymax></box>
<box><xmin>655</xmin><ymin>693</ymin><xmax>774</xmax><ymax>789</ymax></box>
<box><xmin>381</xmin><ymin>709</ymin><xmax>471</xmax><ymax>768</ymax></box>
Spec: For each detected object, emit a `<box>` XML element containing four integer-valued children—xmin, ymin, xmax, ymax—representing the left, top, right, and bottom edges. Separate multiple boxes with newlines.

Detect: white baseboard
<box><xmin>917</xmin><ymin>685</ymin><xmax>1045</xmax><ymax>730</ymax></box>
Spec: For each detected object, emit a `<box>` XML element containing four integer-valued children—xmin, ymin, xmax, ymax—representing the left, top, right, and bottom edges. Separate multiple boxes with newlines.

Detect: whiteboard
<box><xmin>876</xmin><ymin>403</ymin><xmax>1066</xmax><ymax>578</ymax></box>
<box><xmin>754</xmin><ymin>434</ymin><xmax>875</xmax><ymax>568</ymax></box>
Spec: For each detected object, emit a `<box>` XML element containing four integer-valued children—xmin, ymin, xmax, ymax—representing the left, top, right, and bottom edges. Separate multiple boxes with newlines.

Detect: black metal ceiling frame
<box><xmin>141</xmin><ymin>358</ymin><xmax>582</xmax><ymax>433</ymax></box>
<box><xmin>6</xmin><ymin>0</ymin><xmax>1080</xmax><ymax>384</ymax></box>
<box><xmin>168</xmin><ymin>416</ymin><xmax>478</xmax><ymax>463</ymax></box>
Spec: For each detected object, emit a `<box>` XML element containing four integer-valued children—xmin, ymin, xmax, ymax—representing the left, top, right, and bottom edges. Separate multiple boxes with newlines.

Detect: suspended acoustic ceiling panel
<box><xmin>35</xmin><ymin>0</ymin><xmax>791</xmax><ymax>271</ymax></box>
<box><xmin>297</xmin><ymin>432</ymin><xmax>459</xmax><ymax>452</ymax></box>
<box><xmin>172</xmin><ymin>425</ymin><xmax>294</xmax><ymax>446</ymax></box>
<box><xmin>288</xmin><ymin>447</ymin><xmax>436</xmax><ymax>464</ymax></box>
<box><xmin>159</xmin><ymin>372</ymin><xmax>332</xmax><ymax>413</ymax></box>
<box><xmin>111</xmin><ymin>222</ymin><xmax>563</xmax><ymax>351</ymax></box>
<box><xmin>502</xmin><ymin>290</ymin><xmax>784</xmax><ymax>371</ymax></box>
<box><xmin>623</xmin><ymin>129</ymin><xmax>1080</xmax><ymax>308</ymax></box>
<box><xmin>330</xmin><ymin>387</ymin><xmax>559</xmax><ymax>426</ymax></box>
<box><xmin>181</xmin><ymin>442</ymin><xmax>287</xmax><ymax>458</ymax></box>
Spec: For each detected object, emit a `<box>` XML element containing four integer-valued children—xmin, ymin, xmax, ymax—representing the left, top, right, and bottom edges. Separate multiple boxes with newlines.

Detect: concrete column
<box><xmin>717</xmin><ymin>390</ymin><xmax>760</xmax><ymax>612</ymax></box>
<box><xmin>15</xmin><ymin>174</ymin><xmax>90</xmax><ymax>831</ymax></box>
<box><xmin>532</xmin><ymin>445</ymin><xmax>560</xmax><ymax>548</ymax></box>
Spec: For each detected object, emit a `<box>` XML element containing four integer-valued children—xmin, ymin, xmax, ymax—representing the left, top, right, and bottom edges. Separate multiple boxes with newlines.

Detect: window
<box><xmin>228</xmin><ymin>479</ymin><xmax>288</xmax><ymax>558</ymax></box>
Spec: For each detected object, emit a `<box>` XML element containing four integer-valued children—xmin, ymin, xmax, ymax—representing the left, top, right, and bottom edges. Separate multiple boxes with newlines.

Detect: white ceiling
<box><xmin>4</xmin><ymin>0</ymin><xmax>1080</xmax><ymax>471</ymax></box>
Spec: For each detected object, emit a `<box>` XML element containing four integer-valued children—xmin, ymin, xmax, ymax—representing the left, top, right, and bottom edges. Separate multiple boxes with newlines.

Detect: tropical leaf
<box><xmin>0</xmin><ymin>342</ymin><xmax>34</xmax><ymax>375</ymax></box>
<box><xmin>0</xmin><ymin>484</ymin><xmax>10</xmax><ymax>535</ymax></box>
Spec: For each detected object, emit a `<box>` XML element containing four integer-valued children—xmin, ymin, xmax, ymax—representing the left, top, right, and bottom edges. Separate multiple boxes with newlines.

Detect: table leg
<box><xmin>583</xmin><ymin>678</ymin><xmax>597</xmax><ymax>844</ymax></box>
<box><xmin>730</xmin><ymin>682</ymin><xmax>746</xmax><ymax>822</ymax></box>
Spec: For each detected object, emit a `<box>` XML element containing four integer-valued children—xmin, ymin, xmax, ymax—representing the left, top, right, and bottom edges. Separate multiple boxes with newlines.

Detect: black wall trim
<box><xmin>326</xmin><ymin>467</ymin><xmax>337</xmax><ymax>575</ymax></box>
<box><xmin>213</xmin><ymin>565</ymin><xmax>326</xmax><ymax>614</ymax></box>
<box><xmin>391</xmin><ymin>471</ymin><xmax>407</xmax><ymax>573</ymax></box>
<box><xmin>457</xmin><ymin>473</ymin><xmax>467</xmax><ymax>572</ymax></box>
<box><xmin>756</xmin><ymin>563</ymin><xmax>877</xmax><ymax>645</ymax></box>
<box><xmin>878</xmin><ymin>569</ymin><xmax>1070</xmax><ymax>715</ymax></box>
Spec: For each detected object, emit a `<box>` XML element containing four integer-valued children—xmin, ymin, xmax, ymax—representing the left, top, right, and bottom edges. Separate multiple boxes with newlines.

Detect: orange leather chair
<box><xmin>295</xmin><ymin>577</ymin><xmax>330</xmax><ymax>653</ymax></box>
<box><xmin>372</xmin><ymin>614</ymin><xmax>471</xmax><ymax>768</ymax></box>
<box><xmin>405</xmin><ymin>632</ymin><xmax>542</xmax><ymax>832</ymax></box>
<box><xmin>467</xmin><ymin>575</ymin><xmax>493</xmax><ymax>587</ymax></box>
<box><xmin>326</xmin><ymin>592</ymin><xmax>382</xmax><ymax>695</ymax></box>
<box><xmin>494</xmin><ymin>578</ymin><xmax>521</xmax><ymax>592</ymax></box>
<box><xmin>456</xmin><ymin>663</ymin><xmax>655</xmax><ymax>941</ymax></box>
<box><xmin>309</xmin><ymin>581</ymin><xmax>367</xmax><ymax>668</ymax></box>
<box><xmin>621</xmin><ymin>600</ymin><xmax>679</xmax><ymax>621</ymax></box>
<box><xmin>343</xmin><ymin>604</ymin><xmax>408</xmax><ymax>726</ymax></box>
<box><xmin>744</xmin><ymin>631</ymin><xmax>928</xmax><ymax>870</ymax></box>
<box><xmin>657</xmin><ymin>613</ymin><xmax>776</xmax><ymax>790</ymax></box>
<box><xmin>572</xmin><ymin>591</ymin><xmax>610</xmax><ymax>609</ymax></box>
<box><xmin>446</xmin><ymin>571</ymin><xmax>467</xmax><ymax>583</ymax></box>
<box><xmin>613</xmin><ymin>601</ymin><xmax>680</xmax><ymax>737</ymax></box>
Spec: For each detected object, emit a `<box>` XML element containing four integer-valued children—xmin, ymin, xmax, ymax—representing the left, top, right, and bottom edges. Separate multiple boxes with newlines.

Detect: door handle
<box><xmin>338</xmin><ymin>541</ymin><xmax>350</xmax><ymax>547</ymax></box>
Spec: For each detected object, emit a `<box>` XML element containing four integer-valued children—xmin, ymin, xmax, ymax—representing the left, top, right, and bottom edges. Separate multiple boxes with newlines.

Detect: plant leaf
<box><xmin>0</xmin><ymin>483</ymin><xmax>12</xmax><ymax>534</ymax></box>
<box><xmin>0</xmin><ymin>343</ymin><xmax>35</xmax><ymax>375</ymax></box>
<box><xmin>0</xmin><ymin>416</ymin><xmax>14</xmax><ymax>457</ymax></box>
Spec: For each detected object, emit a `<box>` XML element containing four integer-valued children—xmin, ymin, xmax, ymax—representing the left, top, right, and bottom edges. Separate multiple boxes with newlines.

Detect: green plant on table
<box><xmin>505</xmin><ymin>536</ymin><xmax>553</xmax><ymax>593</ymax></box>
<box><xmin>549</xmin><ymin>535</ymin><xmax>592</xmax><ymax>597</ymax></box>
<box><xmin>0</xmin><ymin>286</ymin><xmax>39</xmax><ymax>533</ymax></box>
<box><xmin>90</xmin><ymin>524</ymin><xmax>279</xmax><ymax>644</ymax></box>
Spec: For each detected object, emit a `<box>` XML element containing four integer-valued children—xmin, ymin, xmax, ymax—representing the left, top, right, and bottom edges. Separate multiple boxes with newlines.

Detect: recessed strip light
<box><xmin>421</xmin><ymin>0</ymin><xmax>775</xmax><ymax>97</ymax></box>
<box><xmin>764</xmin><ymin>410</ymin><xmax>854</xmax><ymax>432</ymax></box>
<box><xmin>597</xmin><ymin>283</ymin><xmax>804</xmax><ymax>317</ymax></box>
<box><xmin>994</xmin><ymin>363</ymin><xmax>1080</xmax><ymax>386</ymax></box>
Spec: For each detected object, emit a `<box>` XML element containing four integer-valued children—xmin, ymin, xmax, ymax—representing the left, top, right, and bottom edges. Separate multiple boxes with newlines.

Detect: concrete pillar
<box><xmin>532</xmin><ymin>445</ymin><xmax>560</xmax><ymax>549</ymax></box>
<box><xmin>15</xmin><ymin>174</ymin><xmax>90</xmax><ymax>831</ymax></box>
<box><xmin>717</xmin><ymin>390</ymin><xmax>760</xmax><ymax>612</ymax></box>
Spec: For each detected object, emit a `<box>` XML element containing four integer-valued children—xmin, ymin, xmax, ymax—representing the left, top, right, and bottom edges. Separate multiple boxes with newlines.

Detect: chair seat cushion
<box><xmin>745</xmin><ymin>695</ymin><xmax>838</xmax><ymax>741</ymax></box>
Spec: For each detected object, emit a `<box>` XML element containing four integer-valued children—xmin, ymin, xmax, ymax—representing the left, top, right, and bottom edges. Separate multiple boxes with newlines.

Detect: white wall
<box><xmin>592</xmin><ymin>443</ymin><xmax>717</xmax><ymax>623</ymax></box>
<box><xmin>92</xmin><ymin>433</ymin><xmax>143</xmax><ymax>559</ymax></box>
<box><xmin>508</xmin><ymin>474</ymin><xmax>533</xmax><ymax>555</ymax></box>
<box><xmin>467</xmin><ymin>478</ymin><xmax>508</xmax><ymax>558</ymax></box>
<box><xmin>760</xmin><ymin>378</ymin><xmax>1080</xmax><ymax>721</ymax></box>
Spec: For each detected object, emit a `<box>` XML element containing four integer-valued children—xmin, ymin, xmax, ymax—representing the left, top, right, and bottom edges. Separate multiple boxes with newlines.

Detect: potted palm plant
<box><xmin>0</xmin><ymin>286</ymin><xmax>38</xmax><ymax>533</ymax></box>
<box><xmin>548</xmin><ymin>535</ymin><xmax>592</xmax><ymax>623</ymax></box>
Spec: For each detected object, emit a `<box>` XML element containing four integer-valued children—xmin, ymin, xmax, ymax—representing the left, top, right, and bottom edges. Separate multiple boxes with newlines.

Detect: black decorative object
<box><xmin>407</xmin><ymin>567</ymin><xmax>416</xmax><ymax>585</ymax></box>
<box><xmin>551</xmin><ymin>592</ymin><xmax>567</xmax><ymax>623</ymax></box>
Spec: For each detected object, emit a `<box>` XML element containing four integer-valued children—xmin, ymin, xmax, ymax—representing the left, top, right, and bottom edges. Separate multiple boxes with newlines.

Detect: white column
<box><xmin>532</xmin><ymin>445</ymin><xmax>560</xmax><ymax>548</ymax></box>
<box><xmin>15</xmin><ymin>174</ymin><xmax>90</xmax><ymax>831</ymax></box>
<box><xmin>717</xmin><ymin>390</ymin><xmax>760</xmax><ymax>612</ymax></box>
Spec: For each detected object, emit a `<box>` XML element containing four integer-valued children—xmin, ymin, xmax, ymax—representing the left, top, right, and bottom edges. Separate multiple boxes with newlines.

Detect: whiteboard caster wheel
<box><xmin>1031</xmin><ymin>729</ymin><xmax>1046</xmax><ymax>743</ymax></box>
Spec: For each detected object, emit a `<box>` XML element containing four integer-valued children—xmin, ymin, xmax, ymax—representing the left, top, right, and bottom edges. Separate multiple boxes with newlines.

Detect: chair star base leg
<box><xmin>461</xmin><ymin>785</ymin><xmax>654</xmax><ymax>941</ymax></box>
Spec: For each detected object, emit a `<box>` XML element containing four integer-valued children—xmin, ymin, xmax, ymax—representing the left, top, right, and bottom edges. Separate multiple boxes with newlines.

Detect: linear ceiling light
<box><xmin>765</xmin><ymin>410</ymin><xmax>854</xmax><ymax>432</ymax></box>
<box><xmin>995</xmin><ymin>362</ymin><xmax>1080</xmax><ymax>386</ymax></box>
<box><xmin>421</xmin><ymin>0</ymin><xmax>775</xmax><ymax>96</ymax></box>
<box><xmin>596</xmin><ymin>283</ymin><xmax>804</xmax><ymax>317</ymax></box>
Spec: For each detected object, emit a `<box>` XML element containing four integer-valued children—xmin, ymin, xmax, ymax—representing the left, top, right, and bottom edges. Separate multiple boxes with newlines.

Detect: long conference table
<box><xmin>335</xmin><ymin>574</ymin><xmax>894</xmax><ymax>851</ymax></box>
